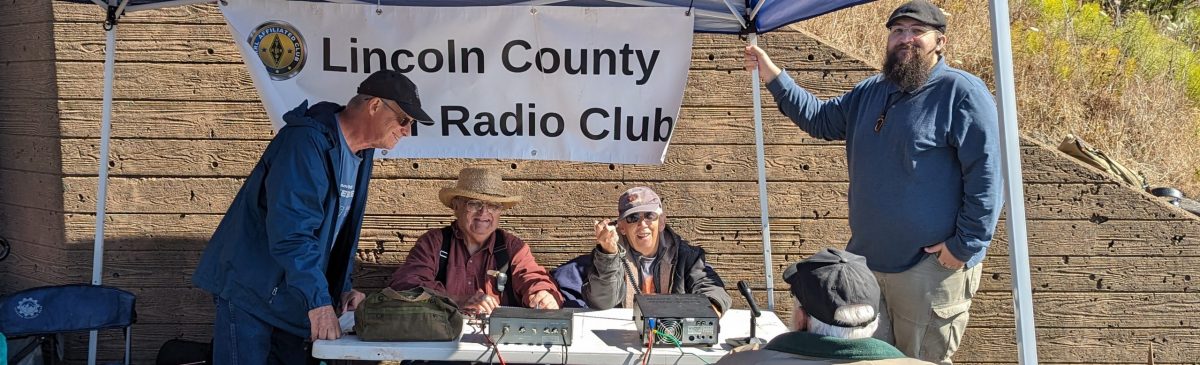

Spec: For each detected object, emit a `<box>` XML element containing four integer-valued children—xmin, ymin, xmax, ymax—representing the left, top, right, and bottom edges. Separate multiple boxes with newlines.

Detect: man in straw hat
<box><xmin>553</xmin><ymin>186</ymin><xmax>731</xmax><ymax>313</ymax></box>
<box><xmin>715</xmin><ymin>248</ymin><xmax>931</xmax><ymax>365</ymax></box>
<box><xmin>193</xmin><ymin>70</ymin><xmax>431</xmax><ymax>362</ymax></box>
<box><xmin>744</xmin><ymin>1</ymin><xmax>1000</xmax><ymax>362</ymax></box>
<box><xmin>389</xmin><ymin>167</ymin><xmax>562</xmax><ymax>314</ymax></box>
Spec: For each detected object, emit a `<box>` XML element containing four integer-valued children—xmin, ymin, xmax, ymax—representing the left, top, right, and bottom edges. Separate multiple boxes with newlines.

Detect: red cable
<box><xmin>484</xmin><ymin>331</ymin><xmax>508</xmax><ymax>365</ymax></box>
<box><xmin>642</xmin><ymin>329</ymin><xmax>655</xmax><ymax>365</ymax></box>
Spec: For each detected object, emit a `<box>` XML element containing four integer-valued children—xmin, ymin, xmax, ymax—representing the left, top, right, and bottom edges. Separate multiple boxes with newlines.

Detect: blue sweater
<box><xmin>766</xmin><ymin>58</ymin><xmax>1003</xmax><ymax>273</ymax></box>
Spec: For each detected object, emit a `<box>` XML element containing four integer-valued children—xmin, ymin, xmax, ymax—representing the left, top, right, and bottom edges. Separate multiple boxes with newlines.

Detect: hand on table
<box><xmin>462</xmin><ymin>290</ymin><xmax>500</xmax><ymax>315</ymax></box>
<box><xmin>308</xmin><ymin>305</ymin><xmax>341</xmax><ymax>341</ymax></box>
<box><xmin>527</xmin><ymin>290</ymin><xmax>559</xmax><ymax>310</ymax></box>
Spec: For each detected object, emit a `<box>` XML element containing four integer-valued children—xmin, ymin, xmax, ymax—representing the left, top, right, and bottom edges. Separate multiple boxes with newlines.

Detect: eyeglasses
<box><xmin>888</xmin><ymin>26</ymin><xmax>936</xmax><ymax>38</ymax></box>
<box><xmin>622</xmin><ymin>211</ymin><xmax>660</xmax><ymax>224</ymax></box>
<box><xmin>463</xmin><ymin>199</ymin><xmax>504</xmax><ymax>214</ymax></box>
<box><xmin>380</xmin><ymin>98</ymin><xmax>416</xmax><ymax>128</ymax></box>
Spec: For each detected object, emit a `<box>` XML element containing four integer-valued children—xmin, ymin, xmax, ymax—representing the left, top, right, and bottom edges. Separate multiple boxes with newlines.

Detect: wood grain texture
<box><xmin>957</xmin><ymin>327</ymin><xmax>1200</xmax><ymax>363</ymax></box>
<box><xmin>0</xmin><ymin>237</ymin><xmax>70</xmax><ymax>288</ymax></box>
<box><xmin>3</xmin><ymin>0</ymin><xmax>53</xmax><ymax>26</ymax></box>
<box><xmin>51</xmin><ymin>22</ymin><xmax>874</xmax><ymax>73</ymax></box>
<box><xmin>1</xmin><ymin>61</ymin><xmax>60</xmax><ymax>99</ymax></box>
<box><xmin>57</xmin><ymin>99</ymin><xmax>274</xmax><ymax>139</ymax></box>
<box><xmin>54</xmin><ymin>2</ymin><xmax>222</xmax><ymax>24</ymax></box>
<box><xmin>0</xmin><ymin>204</ymin><xmax>65</xmax><ymax>248</ymax></box>
<box><xmin>0</xmin><ymin>134</ymin><xmax>63</xmax><ymax>174</ymax></box>
<box><xmin>0</xmin><ymin>170</ymin><xmax>64</xmax><ymax>210</ymax></box>
<box><xmin>0</xmin><ymin>21</ymin><xmax>55</xmax><ymax>62</ymax></box>
<box><xmin>59</xmin><ymin>176</ymin><xmax>1195</xmax><ymax>220</ymax></box>
<box><xmin>53</xmin><ymin>22</ymin><xmax>241</xmax><ymax>63</ymax></box>
<box><xmin>60</xmin><ymin>213</ymin><xmax>1200</xmax><ymax>257</ymax></box>
<box><xmin>53</xmin><ymin>100</ymin><xmax>842</xmax><ymax>145</ymax></box>
<box><xmin>59</xmin><ymin>137</ymin><xmax>1113</xmax><ymax>185</ymax></box>
<box><xmin>60</xmin><ymin>139</ymin><xmax>851</xmax><ymax>181</ymax></box>
<box><xmin>52</xmin><ymin>61</ymin><xmax>861</xmax><ymax>105</ymax></box>
<box><xmin>0</xmin><ymin>97</ymin><xmax>60</xmax><ymax>137</ymax></box>
<box><xmin>345</xmin><ymin>251</ymin><xmax>1200</xmax><ymax>295</ymax></box>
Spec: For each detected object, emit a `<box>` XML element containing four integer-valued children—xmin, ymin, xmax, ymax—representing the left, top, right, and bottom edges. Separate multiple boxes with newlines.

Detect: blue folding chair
<box><xmin>1</xmin><ymin>284</ymin><xmax>136</xmax><ymax>365</ymax></box>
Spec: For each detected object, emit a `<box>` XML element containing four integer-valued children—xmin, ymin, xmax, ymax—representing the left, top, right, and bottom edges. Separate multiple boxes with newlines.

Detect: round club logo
<box><xmin>248</xmin><ymin>21</ymin><xmax>306</xmax><ymax>81</ymax></box>
<box><xmin>16</xmin><ymin>297</ymin><xmax>42</xmax><ymax>319</ymax></box>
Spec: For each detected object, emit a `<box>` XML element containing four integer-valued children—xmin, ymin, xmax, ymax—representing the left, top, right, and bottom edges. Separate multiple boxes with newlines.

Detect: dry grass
<box><xmin>795</xmin><ymin>0</ymin><xmax>1200</xmax><ymax>196</ymax></box>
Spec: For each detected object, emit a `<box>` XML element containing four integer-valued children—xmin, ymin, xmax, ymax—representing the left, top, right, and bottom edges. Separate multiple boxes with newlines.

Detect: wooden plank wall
<box><xmin>23</xmin><ymin>2</ymin><xmax>1200</xmax><ymax>363</ymax></box>
<box><xmin>0</xmin><ymin>1</ymin><xmax>68</xmax><ymax>298</ymax></box>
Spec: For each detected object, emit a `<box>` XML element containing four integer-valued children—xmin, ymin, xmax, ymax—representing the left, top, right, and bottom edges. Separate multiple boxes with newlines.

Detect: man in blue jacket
<box><xmin>192</xmin><ymin>70</ymin><xmax>430</xmax><ymax>363</ymax></box>
<box><xmin>744</xmin><ymin>1</ymin><xmax>1002</xmax><ymax>364</ymax></box>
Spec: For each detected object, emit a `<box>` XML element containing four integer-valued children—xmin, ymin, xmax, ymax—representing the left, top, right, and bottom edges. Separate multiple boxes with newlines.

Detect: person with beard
<box><xmin>388</xmin><ymin>167</ymin><xmax>562</xmax><ymax>315</ymax></box>
<box><xmin>743</xmin><ymin>1</ymin><xmax>1002</xmax><ymax>364</ymax></box>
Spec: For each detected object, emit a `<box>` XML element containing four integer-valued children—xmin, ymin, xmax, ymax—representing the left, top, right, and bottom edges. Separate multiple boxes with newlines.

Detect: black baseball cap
<box><xmin>356</xmin><ymin>70</ymin><xmax>432</xmax><ymax>122</ymax></box>
<box><xmin>886</xmin><ymin>0</ymin><xmax>947</xmax><ymax>33</ymax></box>
<box><xmin>783</xmin><ymin>248</ymin><xmax>881</xmax><ymax>327</ymax></box>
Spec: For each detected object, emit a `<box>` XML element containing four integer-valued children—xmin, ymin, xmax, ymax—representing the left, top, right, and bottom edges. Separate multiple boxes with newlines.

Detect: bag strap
<box><xmin>381</xmin><ymin>286</ymin><xmax>430</xmax><ymax>302</ymax></box>
<box><xmin>434</xmin><ymin>226</ymin><xmax>517</xmax><ymax>305</ymax></box>
<box><xmin>435</xmin><ymin>227</ymin><xmax>453</xmax><ymax>285</ymax></box>
<box><xmin>492</xmin><ymin>230</ymin><xmax>520</xmax><ymax>306</ymax></box>
<box><xmin>493</xmin><ymin>229</ymin><xmax>511</xmax><ymax>278</ymax></box>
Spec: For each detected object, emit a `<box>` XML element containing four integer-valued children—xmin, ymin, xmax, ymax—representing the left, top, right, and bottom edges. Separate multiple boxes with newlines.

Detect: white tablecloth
<box><xmin>314</xmin><ymin>308</ymin><xmax>789</xmax><ymax>364</ymax></box>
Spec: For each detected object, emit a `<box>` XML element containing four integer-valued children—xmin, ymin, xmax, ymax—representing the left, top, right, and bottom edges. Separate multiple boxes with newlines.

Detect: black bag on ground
<box><xmin>156</xmin><ymin>339</ymin><xmax>212</xmax><ymax>365</ymax></box>
<box><xmin>354</xmin><ymin>287</ymin><xmax>462</xmax><ymax>342</ymax></box>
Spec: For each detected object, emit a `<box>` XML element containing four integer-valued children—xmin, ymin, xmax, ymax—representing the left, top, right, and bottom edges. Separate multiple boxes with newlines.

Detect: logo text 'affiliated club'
<box><xmin>249</xmin><ymin>21</ymin><xmax>307</xmax><ymax>80</ymax></box>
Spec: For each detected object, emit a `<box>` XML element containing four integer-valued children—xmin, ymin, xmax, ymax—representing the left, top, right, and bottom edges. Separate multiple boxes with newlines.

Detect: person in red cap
<box><xmin>193</xmin><ymin>70</ymin><xmax>430</xmax><ymax>363</ymax></box>
<box><xmin>715</xmin><ymin>248</ymin><xmax>932</xmax><ymax>365</ymax></box>
<box><xmin>744</xmin><ymin>1</ymin><xmax>1002</xmax><ymax>363</ymax></box>
<box><xmin>553</xmin><ymin>186</ymin><xmax>732</xmax><ymax>313</ymax></box>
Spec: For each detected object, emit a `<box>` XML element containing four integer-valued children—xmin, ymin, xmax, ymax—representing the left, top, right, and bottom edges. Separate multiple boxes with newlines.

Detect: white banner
<box><xmin>221</xmin><ymin>0</ymin><xmax>694</xmax><ymax>164</ymax></box>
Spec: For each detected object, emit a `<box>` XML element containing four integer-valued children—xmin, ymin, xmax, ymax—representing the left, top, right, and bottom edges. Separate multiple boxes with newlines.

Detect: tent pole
<box><xmin>89</xmin><ymin>4</ymin><xmax>121</xmax><ymax>364</ymax></box>
<box><xmin>988</xmin><ymin>0</ymin><xmax>1039</xmax><ymax>363</ymax></box>
<box><xmin>749</xmin><ymin>33</ymin><xmax>775</xmax><ymax>310</ymax></box>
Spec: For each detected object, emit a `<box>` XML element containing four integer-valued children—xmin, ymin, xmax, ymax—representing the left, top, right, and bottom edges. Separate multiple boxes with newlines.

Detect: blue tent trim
<box><xmin>750</xmin><ymin>0</ymin><xmax>878</xmax><ymax>33</ymax></box>
<box><xmin>61</xmin><ymin>0</ymin><xmax>876</xmax><ymax>34</ymax></box>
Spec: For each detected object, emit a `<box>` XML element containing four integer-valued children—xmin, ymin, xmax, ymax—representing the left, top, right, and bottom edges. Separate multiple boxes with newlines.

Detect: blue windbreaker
<box><xmin>192</xmin><ymin>101</ymin><xmax>375</xmax><ymax>337</ymax></box>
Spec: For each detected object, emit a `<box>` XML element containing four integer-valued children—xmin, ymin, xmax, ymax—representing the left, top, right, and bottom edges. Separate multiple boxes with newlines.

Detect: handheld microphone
<box><xmin>737</xmin><ymin>280</ymin><xmax>761</xmax><ymax>318</ymax></box>
<box><xmin>495</xmin><ymin>272</ymin><xmax>508</xmax><ymax>293</ymax></box>
<box><xmin>488</xmin><ymin>270</ymin><xmax>509</xmax><ymax>307</ymax></box>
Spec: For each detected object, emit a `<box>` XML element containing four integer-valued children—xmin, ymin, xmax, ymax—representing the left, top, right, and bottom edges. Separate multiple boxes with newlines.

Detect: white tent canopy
<box><xmin>65</xmin><ymin>1</ymin><xmax>1038</xmax><ymax>364</ymax></box>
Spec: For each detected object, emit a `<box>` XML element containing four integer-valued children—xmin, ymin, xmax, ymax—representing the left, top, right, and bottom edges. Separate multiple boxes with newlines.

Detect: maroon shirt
<box><xmin>387</xmin><ymin>224</ymin><xmax>563</xmax><ymax>307</ymax></box>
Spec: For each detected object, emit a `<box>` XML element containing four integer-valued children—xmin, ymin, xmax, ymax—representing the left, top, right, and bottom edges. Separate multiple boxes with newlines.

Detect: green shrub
<box><xmin>1023</xmin><ymin>0</ymin><xmax>1200</xmax><ymax>103</ymax></box>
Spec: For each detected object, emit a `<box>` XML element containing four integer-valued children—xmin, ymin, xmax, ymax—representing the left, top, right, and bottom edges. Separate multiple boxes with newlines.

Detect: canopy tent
<box><xmin>62</xmin><ymin>0</ymin><xmax>1038</xmax><ymax>364</ymax></box>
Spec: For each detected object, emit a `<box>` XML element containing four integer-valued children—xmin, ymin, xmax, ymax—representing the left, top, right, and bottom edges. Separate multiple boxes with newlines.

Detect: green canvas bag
<box><xmin>353</xmin><ymin>286</ymin><xmax>463</xmax><ymax>342</ymax></box>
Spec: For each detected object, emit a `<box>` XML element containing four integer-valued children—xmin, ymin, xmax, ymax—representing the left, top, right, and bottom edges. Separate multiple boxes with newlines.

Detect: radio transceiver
<box><xmin>633</xmin><ymin>294</ymin><xmax>720</xmax><ymax>347</ymax></box>
<box><xmin>487</xmin><ymin>307</ymin><xmax>574</xmax><ymax>346</ymax></box>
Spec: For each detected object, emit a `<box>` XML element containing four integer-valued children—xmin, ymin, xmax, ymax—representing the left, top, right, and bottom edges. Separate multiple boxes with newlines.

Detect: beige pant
<box><xmin>872</xmin><ymin>252</ymin><xmax>982</xmax><ymax>365</ymax></box>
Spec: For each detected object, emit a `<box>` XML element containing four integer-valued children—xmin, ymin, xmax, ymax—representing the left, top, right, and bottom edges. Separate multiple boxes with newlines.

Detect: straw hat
<box><xmin>438</xmin><ymin>168</ymin><xmax>523</xmax><ymax>209</ymax></box>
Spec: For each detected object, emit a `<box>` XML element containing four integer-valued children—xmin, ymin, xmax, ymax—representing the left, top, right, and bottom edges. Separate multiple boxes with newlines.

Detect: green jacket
<box><xmin>715</xmin><ymin>332</ymin><xmax>933</xmax><ymax>365</ymax></box>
